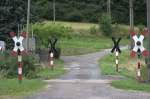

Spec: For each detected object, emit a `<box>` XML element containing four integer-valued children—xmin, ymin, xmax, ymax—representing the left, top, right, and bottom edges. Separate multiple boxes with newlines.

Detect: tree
<box><xmin>0</xmin><ymin>0</ymin><xmax>27</xmax><ymax>34</ymax></box>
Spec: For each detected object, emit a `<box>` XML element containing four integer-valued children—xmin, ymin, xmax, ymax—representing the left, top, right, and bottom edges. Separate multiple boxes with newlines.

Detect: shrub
<box><xmin>112</xmin><ymin>23</ymin><xmax>129</xmax><ymax>38</ymax></box>
<box><xmin>0</xmin><ymin>51</ymin><xmax>37</xmax><ymax>79</ymax></box>
<box><xmin>32</xmin><ymin>22</ymin><xmax>73</xmax><ymax>47</ymax></box>
<box><xmin>137</xmin><ymin>24</ymin><xmax>145</xmax><ymax>33</ymax></box>
<box><xmin>99</xmin><ymin>13</ymin><xmax>112</xmax><ymax>36</ymax></box>
<box><xmin>89</xmin><ymin>26</ymin><xmax>100</xmax><ymax>36</ymax></box>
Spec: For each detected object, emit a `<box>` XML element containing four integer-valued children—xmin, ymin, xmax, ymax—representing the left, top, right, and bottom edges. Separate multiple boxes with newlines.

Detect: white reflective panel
<box><xmin>133</xmin><ymin>46</ymin><xmax>138</xmax><ymax>52</ymax></box>
<box><xmin>19</xmin><ymin>37</ymin><xmax>24</xmax><ymax>41</ymax></box>
<box><xmin>140</xmin><ymin>46</ymin><xmax>145</xmax><ymax>52</ymax></box>
<box><xmin>12</xmin><ymin>37</ymin><xmax>17</xmax><ymax>42</ymax></box>
<box><xmin>133</xmin><ymin>35</ymin><xmax>138</xmax><ymax>42</ymax></box>
<box><xmin>50</xmin><ymin>53</ymin><xmax>54</xmax><ymax>57</ymax></box>
<box><xmin>18</xmin><ymin>68</ymin><xmax>22</xmax><ymax>74</ymax></box>
<box><xmin>116</xmin><ymin>51</ymin><xmax>119</xmax><ymax>56</ymax></box>
<box><xmin>50</xmin><ymin>61</ymin><xmax>54</xmax><ymax>65</ymax></box>
<box><xmin>139</xmin><ymin>35</ymin><xmax>144</xmax><ymax>41</ymax></box>
<box><xmin>19</xmin><ymin>46</ymin><xmax>24</xmax><ymax>52</ymax></box>
<box><xmin>116</xmin><ymin>60</ymin><xmax>119</xmax><ymax>64</ymax></box>
<box><xmin>137</xmin><ymin>70</ymin><xmax>141</xmax><ymax>77</ymax></box>
<box><xmin>13</xmin><ymin>46</ymin><xmax>18</xmax><ymax>52</ymax></box>
<box><xmin>18</xmin><ymin>56</ymin><xmax>22</xmax><ymax>62</ymax></box>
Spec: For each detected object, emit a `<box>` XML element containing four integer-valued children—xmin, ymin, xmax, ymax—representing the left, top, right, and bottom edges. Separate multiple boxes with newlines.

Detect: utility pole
<box><xmin>146</xmin><ymin>0</ymin><xmax>150</xmax><ymax>82</ymax></box>
<box><xmin>53</xmin><ymin>0</ymin><xmax>56</xmax><ymax>23</ymax></box>
<box><xmin>129</xmin><ymin>0</ymin><xmax>134</xmax><ymax>31</ymax></box>
<box><xmin>129</xmin><ymin>0</ymin><xmax>134</xmax><ymax>49</ymax></box>
<box><xmin>26</xmin><ymin>0</ymin><xmax>31</xmax><ymax>51</ymax></box>
<box><xmin>107</xmin><ymin>0</ymin><xmax>111</xmax><ymax>18</ymax></box>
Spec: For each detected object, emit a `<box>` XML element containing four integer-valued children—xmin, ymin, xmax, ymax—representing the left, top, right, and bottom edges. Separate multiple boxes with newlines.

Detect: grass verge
<box><xmin>99</xmin><ymin>50</ymin><xmax>150</xmax><ymax>92</ymax></box>
<box><xmin>59</xmin><ymin>37</ymin><xmax>129</xmax><ymax>56</ymax></box>
<box><xmin>37</xmin><ymin>59</ymin><xmax>65</xmax><ymax>80</ymax></box>
<box><xmin>0</xmin><ymin>79</ymin><xmax>45</xmax><ymax>97</ymax></box>
<box><xmin>0</xmin><ymin>59</ymin><xmax>65</xmax><ymax>98</ymax></box>
<box><xmin>111</xmin><ymin>79</ymin><xmax>150</xmax><ymax>92</ymax></box>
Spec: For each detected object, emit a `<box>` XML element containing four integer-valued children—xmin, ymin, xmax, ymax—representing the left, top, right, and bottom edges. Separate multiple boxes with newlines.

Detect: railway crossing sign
<box><xmin>10</xmin><ymin>32</ymin><xmax>27</xmax><ymax>56</ymax></box>
<box><xmin>10</xmin><ymin>31</ymin><xmax>27</xmax><ymax>83</ymax></box>
<box><xmin>111</xmin><ymin>37</ymin><xmax>122</xmax><ymax>53</ymax></box>
<box><xmin>130</xmin><ymin>29</ymin><xmax>148</xmax><ymax>58</ymax></box>
<box><xmin>130</xmin><ymin>29</ymin><xmax>148</xmax><ymax>82</ymax></box>
<box><xmin>48</xmin><ymin>37</ymin><xmax>58</xmax><ymax>70</ymax></box>
<box><xmin>111</xmin><ymin>37</ymin><xmax>122</xmax><ymax>72</ymax></box>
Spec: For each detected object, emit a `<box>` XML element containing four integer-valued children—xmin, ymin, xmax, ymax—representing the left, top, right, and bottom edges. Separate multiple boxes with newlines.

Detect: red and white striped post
<box><xmin>111</xmin><ymin>37</ymin><xmax>121</xmax><ymax>72</ymax></box>
<box><xmin>130</xmin><ymin>29</ymin><xmax>148</xmax><ymax>82</ymax></box>
<box><xmin>10</xmin><ymin>32</ymin><xmax>26</xmax><ymax>83</ymax></box>
<box><xmin>49</xmin><ymin>52</ymin><xmax>54</xmax><ymax>70</ymax></box>
<box><xmin>115</xmin><ymin>50</ymin><xmax>119</xmax><ymax>72</ymax></box>
<box><xmin>137</xmin><ymin>60</ymin><xmax>141</xmax><ymax>81</ymax></box>
<box><xmin>18</xmin><ymin>52</ymin><xmax>22</xmax><ymax>82</ymax></box>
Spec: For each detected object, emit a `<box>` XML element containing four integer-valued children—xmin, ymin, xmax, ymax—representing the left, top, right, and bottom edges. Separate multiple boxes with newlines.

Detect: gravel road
<box><xmin>25</xmin><ymin>48</ymin><xmax>150</xmax><ymax>99</ymax></box>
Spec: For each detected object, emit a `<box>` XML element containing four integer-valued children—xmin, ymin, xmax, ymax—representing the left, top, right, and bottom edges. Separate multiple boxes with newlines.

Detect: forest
<box><xmin>0</xmin><ymin>0</ymin><xmax>147</xmax><ymax>34</ymax></box>
<box><xmin>33</xmin><ymin>0</ymin><xmax>146</xmax><ymax>24</ymax></box>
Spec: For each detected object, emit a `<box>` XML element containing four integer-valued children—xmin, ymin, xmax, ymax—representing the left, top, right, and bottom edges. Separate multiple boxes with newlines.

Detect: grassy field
<box><xmin>99</xmin><ymin>50</ymin><xmax>150</xmax><ymax>92</ymax></box>
<box><xmin>59</xmin><ymin>37</ymin><xmax>129</xmax><ymax>56</ymax></box>
<box><xmin>46</xmin><ymin>21</ymin><xmax>99</xmax><ymax>30</ymax></box>
<box><xmin>0</xmin><ymin>79</ymin><xmax>45</xmax><ymax>98</ymax></box>
<box><xmin>47</xmin><ymin>21</ymin><xmax>134</xmax><ymax>31</ymax></box>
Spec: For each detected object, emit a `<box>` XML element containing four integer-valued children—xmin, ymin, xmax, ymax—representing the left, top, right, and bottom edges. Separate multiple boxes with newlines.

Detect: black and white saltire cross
<box><xmin>48</xmin><ymin>37</ymin><xmax>58</xmax><ymax>70</ymax></box>
<box><xmin>111</xmin><ymin>37</ymin><xmax>122</xmax><ymax>53</ymax></box>
<box><xmin>111</xmin><ymin>37</ymin><xmax>122</xmax><ymax>72</ymax></box>
<box><xmin>10</xmin><ymin>32</ymin><xmax>27</xmax><ymax>83</ymax></box>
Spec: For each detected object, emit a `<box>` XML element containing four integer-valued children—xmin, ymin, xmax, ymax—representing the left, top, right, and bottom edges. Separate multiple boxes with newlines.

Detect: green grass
<box><xmin>59</xmin><ymin>37</ymin><xmax>129</xmax><ymax>56</ymax></box>
<box><xmin>99</xmin><ymin>50</ymin><xmax>150</xmax><ymax>92</ymax></box>
<box><xmin>37</xmin><ymin>60</ymin><xmax>65</xmax><ymax>79</ymax></box>
<box><xmin>99</xmin><ymin>51</ymin><xmax>134</xmax><ymax>76</ymax></box>
<box><xmin>112</xmin><ymin>79</ymin><xmax>150</xmax><ymax>92</ymax></box>
<box><xmin>48</xmin><ymin>21</ymin><xmax>134</xmax><ymax>31</ymax></box>
<box><xmin>47</xmin><ymin>21</ymin><xmax>98</xmax><ymax>30</ymax></box>
<box><xmin>0</xmin><ymin>79</ymin><xmax>45</xmax><ymax>96</ymax></box>
<box><xmin>0</xmin><ymin>59</ymin><xmax>65</xmax><ymax>98</ymax></box>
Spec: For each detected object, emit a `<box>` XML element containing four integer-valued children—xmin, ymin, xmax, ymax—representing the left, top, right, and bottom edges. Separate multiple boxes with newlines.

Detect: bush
<box><xmin>137</xmin><ymin>24</ymin><xmax>145</xmax><ymax>33</ymax></box>
<box><xmin>89</xmin><ymin>26</ymin><xmax>100</xmax><ymax>36</ymax></box>
<box><xmin>99</xmin><ymin>13</ymin><xmax>112</xmax><ymax>36</ymax></box>
<box><xmin>112</xmin><ymin>23</ymin><xmax>129</xmax><ymax>38</ymax></box>
<box><xmin>32</xmin><ymin>22</ymin><xmax>73</xmax><ymax>47</ymax></box>
<box><xmin>0</xmin><ymin>51</ymin><xmax>37</xmax><ymax>79</ymax></box>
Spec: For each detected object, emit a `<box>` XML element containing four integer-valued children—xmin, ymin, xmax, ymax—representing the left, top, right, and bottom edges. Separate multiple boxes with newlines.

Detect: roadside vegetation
<box><xmin>37</xmin><ymin>60</ymin><xmax>65</xmax><ymax>79</ymax></box>
<box><xmin>0</xmin><ymin>79</ymin><xmax>45</xmax><ymax>97</ymax></box>
<box><xmin>99</xmin><ymin>50</ymin><xmax>150</xmax><ymax>92</ymax></box>
<box><xmin>0</xmin><ymin>52</ymin><xmax>65</xmax><ymax>97</ymax></box>
<box><xmin>32</xmin><ymin>21</ymin><xmax>129</xmax><ymax>55</ymax></box>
